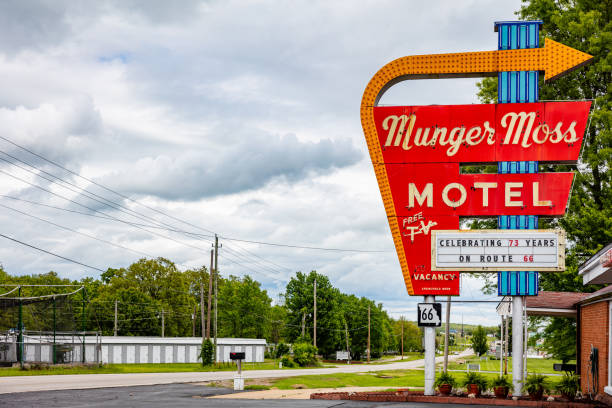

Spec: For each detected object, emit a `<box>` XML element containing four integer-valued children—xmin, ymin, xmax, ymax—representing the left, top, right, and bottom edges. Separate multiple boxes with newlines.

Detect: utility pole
<box><xmin>192</xmin><ymin>304</ymin><xmax>196</xmax><ymax>337</ymax></box>
<box><xmin>214</xmin><ymin>234</ymin><xmax>219</xmax><ymax>363</ymax></box>
<box><xmin>52</xmin><ymin>295</ymin><xmax>56</xmax><ymax>364</ymax></box>
<box><xmin>114</xmin><ymin>299</ymin><xmax>118</xmax><ymax>337</ymax></box>
<box><xmin>400</xmin><ymin>317</ymin><xmax>404</xmax><ymax>360</ymax></box>
<box><xmin>504</xmin><ymin>314</ymin><xmax>509</xmax><ymax>375</ymax></box>
<box><xmin>301</xmin><ymin>312</ymin><xmax>306</xmax><ymax>338</ymax></box>
<box><xmin>206</xmin><ymin>249</ymin><xmax>213</xmax><ymax>339</ymax></box>
<box><xmin>443</xmin><ymin>296</ymin><xmax>451</xmax><ymax>373</ymax></box>
<box><xmin>200</xmin><ymin>280</ymin><xmax>205</xmax><ymax>337</ymax></box>
<box><xmin>367</xmin><ymin>304</ymin><xmax>371</xmax><ymax>363</ymax></box>
<box><xmin>344</xmin><ymin>321</ymin><xmax>350</xmax><ymax>365</ymax></box>
<box><xmin>17</xmin><ymin>286</ymin><xmax>22</xmax><ymax>368</ymax></box>
<box><xmin>313</xmin><ymin>278</ymin><xmax>317</xmax><ymax>348</ymax></box>
<box><xmin>161</xmin><ymin>308</ymin><xmax>165</xmax><ymax>338</ymax></box>
<box><xmin>81</xmin><ymin>287</ymin><xmax>86</xmax><ymax>363</ymax></box>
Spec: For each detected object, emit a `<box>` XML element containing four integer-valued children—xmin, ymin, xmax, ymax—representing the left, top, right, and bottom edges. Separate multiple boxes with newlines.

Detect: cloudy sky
<box><xmin>0</xmin><ymin>0</ymin><xmax>527</xmax><ymax>326</ymax></box>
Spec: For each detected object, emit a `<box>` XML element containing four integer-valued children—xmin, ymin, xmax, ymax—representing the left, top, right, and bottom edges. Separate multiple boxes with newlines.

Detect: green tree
<box><xmin>284</xmin><ymin>271</ymin><xmax>343</xmax><ymax>357</ymax></box>
<box><xmin>268</xmin><ymin>304</ymin><xmax>288</xmax><ymax>344</ymax></box>
<box><xmin>217</xmin><ymin>275</ymin><xmax>272</xmax><ymax>338</ymax></box>
<box><xmin>88</xmin><ymin>287</ymin><xmax>160</xmax><ymax>336</ymax></box>
<box><xmin>476</xmin><ymin>0</ymin><xmax>611</xmax><ymax>362</ymax></box>
<box><xmin>99</xmin><ymin>258</ymin><xmax>195</xmax><ymax>336</ymax></box>
<box><xmin>200</xmin><ymin>338</ymin><xmax>214</xmax><ymax>366</ymax></box>
<box><xmin>183</xmin><ymin>265</ymin><xmax>211</xmax><ymax>337</ymax></box>
<box><xmin>471</xmin><ymin>325</ymin><xmax>488</xmax><ymax>356</ymax></box>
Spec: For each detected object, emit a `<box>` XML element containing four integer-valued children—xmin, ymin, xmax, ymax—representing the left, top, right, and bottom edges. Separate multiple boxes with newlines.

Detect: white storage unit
<box><xmin>95</xmin><ymin>337</ymin><xmax>266</xmax><ymax>364</ymax></box>
<box><xmin>8</xmin><ymin>336</ymin><xmax>266</xmax><ymax>364</ymax></box>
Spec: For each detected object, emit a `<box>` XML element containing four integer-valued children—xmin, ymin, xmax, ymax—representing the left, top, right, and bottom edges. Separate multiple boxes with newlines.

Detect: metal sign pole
<box><xmin>512</xmin><ymin>297</ymin><xmax>524</xmax><ymax>393</ymax></box>
<box><xmin>423</xmin><ymin>295</ymin><xmax>436</xmax><ymax>395</ymax></box>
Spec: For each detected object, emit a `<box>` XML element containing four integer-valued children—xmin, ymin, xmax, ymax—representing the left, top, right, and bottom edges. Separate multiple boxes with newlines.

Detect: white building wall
<box><xmin>17</xmin><ymin>337</ymin><xmax>266</xmax><ymax>364</ymax></box>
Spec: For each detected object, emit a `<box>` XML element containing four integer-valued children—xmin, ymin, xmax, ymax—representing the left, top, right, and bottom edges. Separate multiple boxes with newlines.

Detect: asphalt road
<box><xmin>0</xmin><ymin>383</ymin><xmax>498</xmax><ymax>408</ymax></box>
<box><xmin>0</xmin><ymin>350</ymin><xmax>473</xmax><ymax>395</ymax></box>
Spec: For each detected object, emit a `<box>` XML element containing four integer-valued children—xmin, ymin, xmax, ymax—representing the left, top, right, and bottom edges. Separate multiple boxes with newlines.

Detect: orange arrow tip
<box><xmin>544</xmin><ymin>38</ymin><xmax>594</xmax><ymax>82</ymax></box>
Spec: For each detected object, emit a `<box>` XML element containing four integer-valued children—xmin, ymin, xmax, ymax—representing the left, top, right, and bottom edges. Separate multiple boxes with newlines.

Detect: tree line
<box><xmin>0</xmin><ymin>259</ymin><xmax>423</xmax><ymax>359</ymax></box>
<box><xmin>475</xmin><ymin>0</ymin><xmax>611</xmax><ymax>362</ymax></box>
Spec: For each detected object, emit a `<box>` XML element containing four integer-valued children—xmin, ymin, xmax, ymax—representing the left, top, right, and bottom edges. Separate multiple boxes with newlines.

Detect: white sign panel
<box><xmin>431</xmin><ymin>229</ymin><xmax>565</xmax><ymax>272</ymax></box>
<box><xmin>417</xmin><ymin>303</ymin><xmax>442</xmax><ymax>327</ymax></box>
<box><xmin>336</xmin><ymin>351</ymin><xmax>350</xmax><ymax>360</ymax></box>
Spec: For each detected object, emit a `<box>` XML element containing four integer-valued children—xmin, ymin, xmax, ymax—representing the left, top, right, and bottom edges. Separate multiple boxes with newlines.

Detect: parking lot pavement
<box><xmin>0</xmin><ymin>383</ymin><xmax>500</xmax><ymax>408</ymax></box>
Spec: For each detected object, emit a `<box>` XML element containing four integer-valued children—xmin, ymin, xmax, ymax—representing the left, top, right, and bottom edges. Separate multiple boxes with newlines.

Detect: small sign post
<box><xmin>336</xmin><ymin>350</ymin><xmax>350</xmax><ymax>362</ymax></box>
<box><xmin>417</xmin><ymin>303</ymin><xmax>442</xmax><ymax>327</ymax></box>
<box><xmin>230</xmin><ymin>351</ymin><xmax>245</xmax><ymax>391</ymax></box>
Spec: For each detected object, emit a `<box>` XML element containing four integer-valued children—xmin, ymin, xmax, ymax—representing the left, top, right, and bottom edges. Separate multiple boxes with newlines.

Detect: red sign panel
<box><xmin>397</xmin><ymin>214</ymin><xmax>460</xmax><ymax>295</ymax></box>
<box><xmin>384</xmin><ymin>164</ymin><xmax>574</xmax><ymax>217</ymax></box>
<box><xmin>373</xmin><ymin>101</ymin><xmax>591</xmax><ymax>164</ymax></box>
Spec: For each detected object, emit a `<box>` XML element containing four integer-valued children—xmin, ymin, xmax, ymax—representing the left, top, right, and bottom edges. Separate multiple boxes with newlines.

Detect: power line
<box><xmin>0</xmin><ymin>232</ymin><xmax>105</xmax><ymax>273</ymax></box>
<box><xmin>219</xmin><ymin>235</ymin><xmax>389</xmax><ymax>253</ymax></box>
<box><xmin>0</xmin><ymin>161</ymin><xmax>290</xmax><ymax>278</ymax></box>
<box><xmin>0</xmin><ymin>169</ymin><xmax>217</xmax><ymax>257</ymax></box>
<box><xmin>0</xmin><ymin>134</ymin><xmax>387</xmax><ymax>254</ymax></box>
<box><xmin>0</xmin><ymin>201</ymin><xmax>197</xmax><ymax>270</ymax></box>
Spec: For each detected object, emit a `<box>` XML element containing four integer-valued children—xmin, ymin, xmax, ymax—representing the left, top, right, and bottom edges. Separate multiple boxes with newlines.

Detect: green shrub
<box><xmin>199</xmin><ymin>339</ymin><xmax>214</xmax><ymax>366</ymax></box>
<box><xmin>554</xmin><ymin>373</ymin><xmax>579</xmax><ymax>397</ymax></box>
<box><xmin>462</xmin><ymin>372</ymin><xmax>488</xmax><ymax>392</ymax></box>
<box><xmin>280</xmin><ymin>356</ymin><xmax>296</xmax><ymax>368</ymax></box>
<box><xmin>434</xmin><ymin>372</ymin><xmax>457</xmax><ymax>388</ymax></box>
<box><xmin>522</xmin><ymin>373</ymin><xmax>549</xmax><ymax>395</ymax></box>
<box><xmin>275</xmin><ymin>343</ymin><xmax>290</xmax><ymax>359</ymax></box>
<box><xmin>292</xmin><ymin>342</ymin><xmax>318</xmax><ymax>367</ymax></box>
<box><xmin>491</xmin><ymin>375</ymin><xmax>511</xmax><ymax>388</ymax></box>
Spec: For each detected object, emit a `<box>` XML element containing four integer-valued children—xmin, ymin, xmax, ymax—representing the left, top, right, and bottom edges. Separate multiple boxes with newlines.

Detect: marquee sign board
<box><xmin>431</xmin><ymin>229</ymin><xmax>566</xmax><ymax>271</ymax></box>
<box><xmin>361</xmin><ymin>36</ymin><xmax>593</xmax><ymax>296</ymax></box>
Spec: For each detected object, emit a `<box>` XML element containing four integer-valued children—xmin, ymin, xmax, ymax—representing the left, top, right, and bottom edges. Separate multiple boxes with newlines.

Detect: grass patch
<box><xmin>270</xmin><ymin>370</ymin><xmax>426</xmax><ymax>389</ymax></box>
<box><xmin>244</xmin><ymin>384</ymin><xmax>271</xmax><ymax>391</ymax></box>
<box><xmin>0</xmin><ymin>359</ymin><xmax>317</xmax><ymax>377</ymax></box>
<box><xmin>442</xmin><ymin>357</ymin><xmax>571</xmax><ymax>374</ymax></box>
<box><xmin>268</xmin><ymin>369</ymin><xmax>564</xmax><ymax>390</ymax></box>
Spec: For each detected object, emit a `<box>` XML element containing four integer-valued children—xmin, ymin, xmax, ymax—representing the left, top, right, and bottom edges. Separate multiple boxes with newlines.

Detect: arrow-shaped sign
<box><xmin>363</xmin><ymin>39</ymin><xmax>592</xmax><ymax>106</ymax></box>
<box><xmin>360</xmin><ymin>38</ymin><xmax>593</xmax><ymax>296</ymax></box>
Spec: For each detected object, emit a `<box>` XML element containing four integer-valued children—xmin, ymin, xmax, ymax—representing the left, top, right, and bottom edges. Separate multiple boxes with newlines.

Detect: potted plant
<box><xmin>555</xmin><ymin>372</ymin><xmax>579</xmax><ymax>401</ymax></box>
<box><xmin>462</xmin><ymin>372</ymin><xmax>488</xmax><ymax>396</ymax></box>
<box><xmin>522</xmin><ymin>373</ymin><xmax>549</xmax><ymax>401</ymax></box>
<box><xmin>434</xmin><ymin>372</ymin><xmax>456</xmax><ymax>396</ymax></box>
<box><xmin>491</xmin><ymin>375</ymin><xmax>512</xmax><ymax>399</ymax></box>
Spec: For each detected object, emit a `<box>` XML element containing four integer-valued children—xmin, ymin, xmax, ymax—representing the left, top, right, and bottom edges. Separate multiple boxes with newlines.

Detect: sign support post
<box><xmin>495</xmin><ymin>20</ymin><xmax>544</xmax><ymax>396</ymax></box>
<box><xmin>512</xmin><ymin>296</ymin><xmax>524</xmax><ymax>394</ymax></box>
<box><xmin>423</xmin><ymin>295</ymin><xmax>436</xmax><ymax>395</ymax></box>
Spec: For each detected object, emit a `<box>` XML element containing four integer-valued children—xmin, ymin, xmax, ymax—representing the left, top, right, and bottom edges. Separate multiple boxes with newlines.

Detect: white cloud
<box><xmin>0</xmin><ymin>0</ymin><xmax>523</xmax><ymax>325</ymax></box>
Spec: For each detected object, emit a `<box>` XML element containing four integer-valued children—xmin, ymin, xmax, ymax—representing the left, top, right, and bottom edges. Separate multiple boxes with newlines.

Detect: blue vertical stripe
<box><xmin>495</xmin><ymin>21</ymin><xmax>542</xmax><ymax>297</ymax></box>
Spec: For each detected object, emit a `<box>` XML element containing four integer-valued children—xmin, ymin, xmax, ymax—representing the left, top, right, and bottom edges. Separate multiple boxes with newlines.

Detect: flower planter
<box><xmin>466</xmin><ymin>384</ymin><xmax>480</xmax><ymax>396</ymax></box>
<box><xmin>494</xmin><ymin>386</ymin><xmax>509</xmax><ymax>399</ymax></box>
<box><xmin>528</xmin><ymin>389</ymin><xmax>544</xmax><ymax>401</ymax></box>
<box><xmin>561</xmin><ymin>391</ymin><xmax>575</xmax><ymax>401</ymax></box>
<box><xmin>438</xmin><ymin>384</ymin><xmax>452</xmax><ymax>396</ymax></box>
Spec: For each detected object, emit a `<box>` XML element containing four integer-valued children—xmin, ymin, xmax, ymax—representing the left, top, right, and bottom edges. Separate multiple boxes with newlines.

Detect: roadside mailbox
<box><xmin>230</xmin><ymin>352</ymin><xmax>245</xmax><ymax>391</ymax></box>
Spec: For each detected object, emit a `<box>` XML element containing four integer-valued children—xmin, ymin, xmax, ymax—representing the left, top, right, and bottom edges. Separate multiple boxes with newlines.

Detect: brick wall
<box><xmin>580</xmin><ymin>300</ymin><xmax>609</xmax><ymax>395</ymax></box>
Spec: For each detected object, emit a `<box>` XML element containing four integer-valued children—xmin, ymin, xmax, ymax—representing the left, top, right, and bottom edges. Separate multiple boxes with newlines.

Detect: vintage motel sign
<box><xmin>431</xmin><ymin>229</ymin><xmax>566</xmax><ymax>272</ymax></box>
<box><xmin>361</xmin><ymin>37</ymin><xmax>592</xmax><ymax>296</ymax></box>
